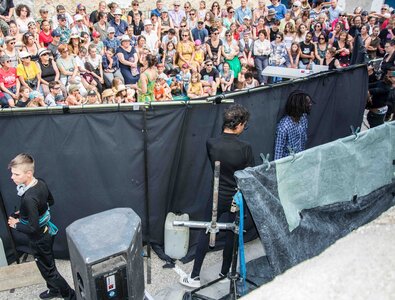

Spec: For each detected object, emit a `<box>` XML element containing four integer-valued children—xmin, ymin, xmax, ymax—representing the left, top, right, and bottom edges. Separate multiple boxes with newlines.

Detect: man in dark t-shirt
<box><xmin>200</xmin><ymin>60</ymin><xmax>220</xmax><ymax>96</ymax></box>
<box><xmin>8</xmin><ymin>154</ymin><xmax>76</xmax><ymax>300</ymax></box>
<box><xmin>180</xmin><ymin>104</ymin><xmax>254</xmax><ymax>288</ymax></box>
<box><xmin>299</xmin><ymin>32</ymin><xmax>315</xmax><ymax>69</ymax></box>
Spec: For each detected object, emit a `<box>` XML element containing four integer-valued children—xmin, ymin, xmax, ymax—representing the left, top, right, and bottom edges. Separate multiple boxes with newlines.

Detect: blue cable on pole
<box><xmin>233</xmin><ymin>191</ymin><xmax>247</xmax><ymax>295</ymax></box>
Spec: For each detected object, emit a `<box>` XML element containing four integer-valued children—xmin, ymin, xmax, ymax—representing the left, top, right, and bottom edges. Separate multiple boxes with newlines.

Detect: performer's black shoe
<box><xmin>39</xmin><ymin>290</ymin><xmax>61</xmax><ymax>299</ymax></box>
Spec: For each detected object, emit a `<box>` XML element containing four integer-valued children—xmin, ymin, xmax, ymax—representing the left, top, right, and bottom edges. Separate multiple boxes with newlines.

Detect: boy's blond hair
<box><xmin>8</xmin><ymin>153</ymin><xmax>35</xmax><ymax>173</ymax></box>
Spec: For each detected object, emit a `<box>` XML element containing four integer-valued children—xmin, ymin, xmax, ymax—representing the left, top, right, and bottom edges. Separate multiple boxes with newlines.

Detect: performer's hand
<box><xmin>8</xmin><ymin>216</ymin><xmax>19</xmax><ymax>229</ymax></box>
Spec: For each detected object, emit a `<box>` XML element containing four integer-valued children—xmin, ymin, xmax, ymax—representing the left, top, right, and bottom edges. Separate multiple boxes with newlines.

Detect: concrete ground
<box><xmin>0</xmin><ymin>204</ymin><xmax>394</xmax><ymax>299</ymax></box>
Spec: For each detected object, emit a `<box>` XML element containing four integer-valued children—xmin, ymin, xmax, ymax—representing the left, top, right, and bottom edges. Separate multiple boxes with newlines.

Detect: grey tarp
<box><xmin>235</xmin><ymin>122</ymin><xmax>395</xmax><ymax>281</ymax></box>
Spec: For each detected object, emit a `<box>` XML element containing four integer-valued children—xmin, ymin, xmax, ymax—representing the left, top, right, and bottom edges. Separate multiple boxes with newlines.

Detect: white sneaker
<box><xmin>218</xmin><ymin>273</ymin><xmax>229</xmax><ymax>284</ymax></box>
<box><xmin>180</xmin><ymin>273</ymin><xmax>201</xmax><ymax>288</ymax></box>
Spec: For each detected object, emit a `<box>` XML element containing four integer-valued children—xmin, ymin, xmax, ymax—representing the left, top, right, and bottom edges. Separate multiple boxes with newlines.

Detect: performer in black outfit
<box><xmin>180</xmin><ymin>104</ymin><xmax>254</xmax><ymax>288</ymax></box>
<box><xmin>8</xmin><ymin>154</ymin><xmax>76</xmax><ymax>300</ymax></box>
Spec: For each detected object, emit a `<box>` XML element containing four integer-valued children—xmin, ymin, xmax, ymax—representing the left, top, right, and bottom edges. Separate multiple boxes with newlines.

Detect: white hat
<box><xmin>74</xmin><ymin>14</ymin><xmax>83</xmax><ymax>21</ymax></box>
<box><xmin>19</xmin><ymin>51</ymin><xmax>31</xmax><ymax>58</ymax></box>
<box><xmin>114</xmin><ymin>8</ymin><xmax>122</xmax><ymax>15</ymax></box>
<box><xmin>293</xmin><ymin>1</ymin><xmax>301</xmax><ymax>7</ymax></box>
<box><xmin>144</xmin><ymin>19</ymin><xmax>152</xmax><ymax>26</ymax></box>
<box><xmin>120</xmin><ymin>35</ymin><xmax>130</xmax><ymax>42</ymax></box>
<box><xmin>38</xmin><ymin>48</ymin><xmax>50</xmax><ymax>56</ymax></box>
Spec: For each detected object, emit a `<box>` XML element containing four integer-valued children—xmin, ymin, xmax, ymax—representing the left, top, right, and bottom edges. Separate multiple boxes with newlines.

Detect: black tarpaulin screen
<box><xmin>0</xmin><ymin>65</ymin><xmax>367</xmax><ymax>261</ymax></box>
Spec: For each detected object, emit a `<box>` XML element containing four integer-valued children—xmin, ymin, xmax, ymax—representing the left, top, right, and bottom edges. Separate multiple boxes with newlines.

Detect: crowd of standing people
<box><xmin>0</xmin><ymin>0</ymin><xmax>393</xmax><ymax>111</ymax></box>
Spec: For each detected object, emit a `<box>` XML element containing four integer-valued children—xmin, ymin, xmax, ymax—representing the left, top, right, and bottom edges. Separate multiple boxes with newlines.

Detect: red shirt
<box><xmin>39</xmin><ymin>30</ymin><xmax>53</xmax><ymax>47</ymax></box>
<box><xmin>0</xmin><ymin>67</ymin><xmax>17</xmax><ymax>88</ymax></box>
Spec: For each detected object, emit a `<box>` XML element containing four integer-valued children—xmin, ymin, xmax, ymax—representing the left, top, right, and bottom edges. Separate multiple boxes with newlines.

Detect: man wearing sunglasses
<box><xmin>200</xmin><ymin>59</ymin><xmax>220</xmax><ymax>96</ymax></box>
<box><xmin>169</xmin><ymin>0</ymin><xmax>186</xmax><ymax>29</ymax></box>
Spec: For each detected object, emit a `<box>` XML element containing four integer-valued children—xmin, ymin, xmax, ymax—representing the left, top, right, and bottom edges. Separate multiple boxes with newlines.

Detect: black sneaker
<box><xmin>39</xmin><ymin>290</ymin><xmax>61</xmax><ymax>299</ymax></box>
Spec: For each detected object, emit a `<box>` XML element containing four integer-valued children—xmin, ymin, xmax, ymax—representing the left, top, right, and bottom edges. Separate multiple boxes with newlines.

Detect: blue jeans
<box><xmin>254</xmin><ymin>55</ymin><xmax>269</xmax><ymax>84</ymax></box>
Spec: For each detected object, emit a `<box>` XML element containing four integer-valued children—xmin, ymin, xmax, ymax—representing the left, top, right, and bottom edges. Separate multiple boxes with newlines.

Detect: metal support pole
<box><xmin>209</xmin><ymin>161</ymin><xmax>220</xmax><ymax>247</ymax></box>
<box><xmin>142</xmin><ymin>108</ymin><xmax>151</xmax><ymax>284</ymax></box>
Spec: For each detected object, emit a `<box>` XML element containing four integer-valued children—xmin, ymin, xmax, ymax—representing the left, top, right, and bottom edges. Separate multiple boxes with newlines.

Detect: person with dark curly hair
<box><xmin>15</xmin><ymin>4</ymin><xmax>34</xmax><ymax>34</ymax></box>
<box><xmin>274</xmin><ymin>90</ymin><xmax>313</xmax><ymax>160</ymax></box>
<box><xmin>181</xmin><ymin>103</ymin><xmax>254</xmax><ymax>288</ymax></box>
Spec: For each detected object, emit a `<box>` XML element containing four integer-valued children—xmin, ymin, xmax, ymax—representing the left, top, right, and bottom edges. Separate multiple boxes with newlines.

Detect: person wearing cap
<box><xmin>290</xmin><ymin>1</ymin><xmax>303</xmax><ymax>20</ymax></box>
<box><xmin>127</xmin><ymin>0</ymin><xmax>143</xmax><ymax>25</ymax></box>
<box><xmin>65</xmin><ymin>84</ymin><xmax>84</xmax><ymax>105</ymax></box>
<box><xmin>103</xmin><ymin>27</ymin><xmax>120</xmax><ymax>52</ymax></box>
<box><xmin>89</xmin><ymin>1</ymin><xmax>107</xmax><ymax>27</ymax></box>
<box><xmin>101</xmin><ymin>88</ymin><xmax>115</xmax><ymax>104</ymax></box>
<box><xmin>267</xmin><ymin>0</ymin><xmax>287</xmax><ymax>20</ymax></box>
<box><xmin>17</xmin><ymin>51</ymin><xmax>42</xmax><ymax>92</ymax></box>
<box><xmin>151</xmin><ymin>0</ymin><xmax>164</xmax><ymax>18</ymax></box>
<box><xmin>75</xmin><ymin>4</ymin><xmax>90</xmax><ymax>29</ymax></box>
<box><xmin>72</xmin><ymin>14</ymin><xmax>90</xmax><ymax>39</ymax></box>
<box><xmin>47</xmin><ymin>30</ymin><xmax>61</xmax><ymax>59</ymax></box>
<box><xmin>142</xmin><ymin>19</ymin><xmax>159</xmax><ymax>55</ymax></box>
<box><xmin>85</xmin><ymin>90</ymin><xmax>100</xmax><ymax>105</ymax></box>
<box><xmin>169</xmin><ymin>0</ymin><xmax>186</xmax><ymax>29</ymax></box>
<box><xmin>0</xmin><ymin>55</ymin><xmax>19</xmax><ymax>108</ymax></box>
<box><xmin>55</xmin><ymin>14</ymin><xmax>72</xmax><ymax>44</ymax></box>
<box><xmin>27</xmin><ymin>90</ymin><xmax>45</xmax><ymax>107</ymax></box>
<box><xmin>52</xmin><ymin>5</ymin><xmax>73</xmax><ymax>30</ymax></box>
<box><xmin>191</xmin><ymin>19</ymin><xmax>209</xmax><ymax>43</ymax></box>
<box><xmin>235</xmin><ymin>0</ymin><xmax>252</xmax><ymax>26</ymax></box>
<box><xmin>109</xmin><ymin>8</ymin><xmax>128</xmax><ymax>37</ymax></box>
<box><xmin>116</xmin><ymin>35</ymin><xmax>140</xmax><ymax>85</ymax></box>
<box><xmin>93</xmin><ymin>12</ymin><xmax>110</xmax><ymax>41</ymax></box>
<box><xmin>91</xmin><ymin>31</ymin><xmax>105</xmax><ymax>56</ymax></box>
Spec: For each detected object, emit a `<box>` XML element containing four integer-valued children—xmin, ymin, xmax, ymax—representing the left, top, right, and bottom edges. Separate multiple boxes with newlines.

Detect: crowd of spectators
<box><xmin>0</xmin><ymin>0</ymin><xmax>393</xmax><ymax>108</ymax></box>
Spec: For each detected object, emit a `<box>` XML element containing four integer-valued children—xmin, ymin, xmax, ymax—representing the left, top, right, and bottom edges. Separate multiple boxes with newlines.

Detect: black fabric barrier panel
<box><xmin>0</xmin><ymin>66</ymin><xmax>368</xmax><ymax>262</ymax></box>
<box><xmin>235</xmin><ymin>165</ymin><xmax>395</xmax><ymax>284</ymax></box>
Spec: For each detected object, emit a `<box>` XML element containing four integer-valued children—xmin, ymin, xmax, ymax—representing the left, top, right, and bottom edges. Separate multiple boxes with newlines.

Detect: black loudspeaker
<box><xmin>66</xmin><ymin>208</ymin><xmax>145</xmax><ymax>300</ymax></box>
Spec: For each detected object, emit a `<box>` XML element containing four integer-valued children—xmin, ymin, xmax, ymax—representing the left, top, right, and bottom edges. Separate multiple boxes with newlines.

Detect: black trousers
<box><xmin>191</xmin><ymin>199</ymin><xmax>236</xmax><ymax>278</ymax></box>
<box><xmin>30</xmin><ymin>232</ymin><xmax>76</xmax><ymax>300</ymax></box>
<box><xmin>367</xmin><ymin>111</ymin><xmax>385</xmax><ymax>128</ymax></box>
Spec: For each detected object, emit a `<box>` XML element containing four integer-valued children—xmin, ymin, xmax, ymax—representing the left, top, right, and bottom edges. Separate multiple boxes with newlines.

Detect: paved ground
<box><xmin>0</xmin><ymin>204</ymin><xmax>394</xmax><ymax>299</ymax></box>
<box><xmin>243</xmin><ymin>205</ymin><xmax>395</xmax><ymax>300</ymax></box>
